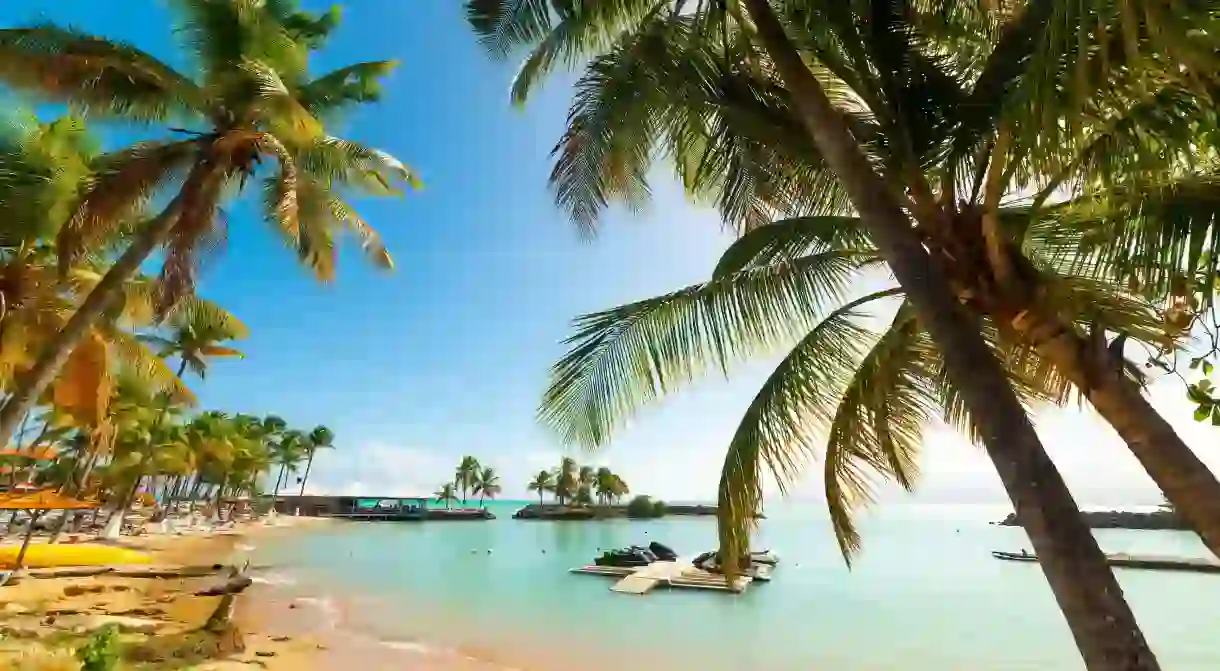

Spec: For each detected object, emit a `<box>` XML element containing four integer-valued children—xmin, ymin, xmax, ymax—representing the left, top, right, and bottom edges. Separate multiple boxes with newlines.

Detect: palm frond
<box><xmin>712</xmin><ymin>216</ymin><xmax>870</xmax><ymax>279</ymax></box>
<box><xmin>57</xmin><ymin>139</ymin><xmax>203</xmax><ymax>273</ymax></box>
<box><xmin>822</xmin><ymin>302</ymin><xmax>932</xmax><ymax>562</ymax></box>
<box><xmin>466</xmin><ymin>0</ymin><xmax>556</xmax><ymax>59</ymax></box>
<box><xmin>0</xmin><ymin>25</ymin><xmax>206</xmax><ymax>121</ymax></box>
<box><xmin>541</xmin><ymin>250</ymin><xmax>865</xmax><ymax>448</ymax></box>
<box><xmin>717</xmin><ymin>288</ymin><xmax>902</xmax><ymax>575</ymax></box>
<box><xmin>298</xmin><ymin>60</ymin><xmax>398</xmax><ymax>117</ymax></box>
<box><xmin>1034</xmin><ymin>170</ymin><xmax>1220</xmax><ymax>307</ymax></box>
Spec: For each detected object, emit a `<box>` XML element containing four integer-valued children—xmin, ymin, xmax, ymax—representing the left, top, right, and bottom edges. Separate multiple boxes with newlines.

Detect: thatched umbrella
<box><xmin>0</xmin><ymin>489</ymin><xmax>99</xmax><ymax>581</ymax></box>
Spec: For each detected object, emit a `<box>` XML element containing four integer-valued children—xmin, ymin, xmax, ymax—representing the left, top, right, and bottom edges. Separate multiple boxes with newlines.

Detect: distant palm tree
<box><xmin>554</xmin><ymin>457</ymin><xmax>577</xmax><ymax>505</ymax></box>
<box><xmin>474</xmin><ymin>466</ymin><xmax>501</xmax><ymax>507</ymax></box>
<box><xmin>297</xmin><ymin>426</ymin><xmax>334</xmax><ymax>496</ymax></box>
<box><xmin>577</xmin><ymin>465</ymin><xmax>596</xmax><ymax>505</ymax></box>
<box><xmin>526</xmin><ymin>470</ymin><xmax>554</xmax><ymax>505</ymax></box>
<box><xmin>595</xmin><ymin>467</ymin><xmax>619</xmax><ymax>505</ymax></box>
<box><xmin>434</xmin><ymin>483</ymin><xmax>458</xmax><ymax>510</ymax></box>
<box><xmin>454</xmin><ymin>455</ymin><xmax>481</xmax><ymax>506</ymax></box>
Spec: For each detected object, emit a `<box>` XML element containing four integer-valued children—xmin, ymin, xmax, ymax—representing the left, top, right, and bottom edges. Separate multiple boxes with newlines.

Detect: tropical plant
<box><xmin>434</xmin><ymin>483</ymin><xmax>458</xmax><ymax>509</ymax></box>
<box><xmin>473</xmin><ymin>466</ymin><xmax>501</xmax><ymax>506</ymax></box>
<box><xmin>553</xmin><ymin>456</ymin><xmax>577</xmax><ymax>505</ymax></box>
<box><xmin>465</xmin><ymin>1</ymin><xmax>1204</xmax><ymax>666</ymax></box>
<box><xmin>297</xmin><ymin>425</ymin><xmax>334</xmax><ymax>496</ymax></box>
<box><xmin>454</xmin><ymin>455</ymin><xmax>481</xmax><ymax>506</ymax></box>
<box><xmin>268</xmin><ymin>428</ymin><xmax>306</xmax><ymax>510</ymax></box>
<box><xmin>0</xmin><ymin>0</ymin><xmax>417</xmax><ymax>445</ymax></box>
<box><xmin>526</xmin><ymin>469</ymin><xmax>554</xmax><ymax>504</ymax></box>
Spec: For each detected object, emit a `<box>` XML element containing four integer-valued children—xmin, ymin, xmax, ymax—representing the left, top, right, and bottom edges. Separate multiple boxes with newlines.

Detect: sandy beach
<box><xmin>0</xmin><ymin>516</ymin><xmax>504</xmax><ymax>670</ymax></box>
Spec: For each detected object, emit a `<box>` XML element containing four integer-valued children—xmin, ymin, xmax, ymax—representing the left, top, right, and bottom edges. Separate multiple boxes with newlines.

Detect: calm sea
<box><xmin>254</xmin><ymin>500</ymin><xmax>1220</xmax><ymax>670</ymax></box>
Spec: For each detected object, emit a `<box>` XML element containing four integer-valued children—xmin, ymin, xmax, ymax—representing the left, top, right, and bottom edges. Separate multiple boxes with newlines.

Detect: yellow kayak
<box><xmin>0</xmin><ymin>543</ymin><xmax>152</xmax><ymax>568</ymax></box>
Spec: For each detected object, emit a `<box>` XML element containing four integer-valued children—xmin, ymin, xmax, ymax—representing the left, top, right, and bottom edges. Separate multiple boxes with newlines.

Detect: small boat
<box><xmin>991</xmin><ymin>550</ymin><xmax>1036</xmax><ymax>562</ymax></box>
<box><xmin>593</xmin><ymin>547</ymin><xmax>656</xmax><ymax>567</ymax></box>
<box><xmin>750</xmin><ymin>549</ymin><xmax>780</xmax><ymax>565</ymax></box>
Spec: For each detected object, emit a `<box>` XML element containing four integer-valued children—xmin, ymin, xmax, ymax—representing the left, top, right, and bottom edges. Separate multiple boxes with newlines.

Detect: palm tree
<box><xmin>594</xmin><ymin>467</ymin><xmax>615</xmax><ymax>505</ymax></box>
<box><xmin>474</xmin><ymin>466</ymin><xmax>501</xmax><ymax>507</ymax></box>
<box><xmin>553</xmin><ymin>456</ymin><xmax>577</xmax><ymax>505</ymax></box>
<box><xmin>576</xmin><ymin>465</ymin><xmax>596</xmax><ymax>505</ymax></box>
<box><xmin>467</xmin><ymin>2</ymin><xmax>1190</xmax><ymax>666</ymax></box>
<box><xmin>0</xmin><ymin>0</ymin><xmax>417</xmax><ymax>443</ymax></box>
<box><xmin>526</xmin><ymin>470</ymin><xmax>554</xmax><ymax>505</ymax></box>
<box><xmin>297</xmin><ymin>426</ymin><xmax>334</xmax><ymax>496</ymax></box>
<box><xmin>454</xmin><ymin>455</ymin><xmax>481</xmax><ymax>506</ymax></box>
<box><xmin>269</xmin><ymin>429</ymin><xmax>306</xmax><ymax>512</ymax></box>
<box><xmin>434</xmin><ymin>483</ymin><xmax>457</xmax><ymax>510</ymax></box>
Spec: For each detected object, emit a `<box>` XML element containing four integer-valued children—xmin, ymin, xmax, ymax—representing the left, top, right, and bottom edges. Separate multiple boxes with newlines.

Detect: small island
<box><xmin>997</xmin><ymin>505</ymin><xmax>1188</xmax><ymax>531</ymax></box>
<box><xmin>512</xmin><ymin>458</ymin><xmax>744</xmax><ymax>520</ymax></box>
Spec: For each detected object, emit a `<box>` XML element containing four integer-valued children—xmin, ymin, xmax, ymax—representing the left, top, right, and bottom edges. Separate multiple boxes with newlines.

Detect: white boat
<box><xmin>692</xmin><ymin>551</ymin><xmax>776</xmax><ymax>582</ymax></box>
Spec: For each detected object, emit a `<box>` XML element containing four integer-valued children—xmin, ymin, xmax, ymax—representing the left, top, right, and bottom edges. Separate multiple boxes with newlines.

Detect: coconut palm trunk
<box><xmin>298</xmin><ymin>449</ymin><xmax>315</xmax><ymax>497</ymax></box>
<box><xmin>736</xmin><ymin>1</ymin><xmax>1157</xmax><ymax>668</ymax></box>
<box><xmin>996</xmin><ymin>303</ymin><xmax>1220</xmax><ymax>558</ymax></box>
<box><xmin>0</xmin><ymin>155</ymin><xmax>223</xmax><ymax>444</ymax></box>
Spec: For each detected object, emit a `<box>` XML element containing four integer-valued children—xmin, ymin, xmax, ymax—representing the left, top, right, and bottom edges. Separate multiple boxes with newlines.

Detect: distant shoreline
<box><xmin>996</xmin><ymin>509</ymin><xmax>1189</xmax><ymax>531</ymax></box>
<box><xmin>511</xmin><ymin>502</ymin><xmax>748</xmax><ymax>520</ymax></box>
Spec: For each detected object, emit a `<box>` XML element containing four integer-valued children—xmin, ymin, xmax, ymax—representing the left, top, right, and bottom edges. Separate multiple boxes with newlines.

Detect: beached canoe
<box><xmin>0</xmin><ymin>543</ymin><xmax>152</xmax><ymax>568</ymax></box>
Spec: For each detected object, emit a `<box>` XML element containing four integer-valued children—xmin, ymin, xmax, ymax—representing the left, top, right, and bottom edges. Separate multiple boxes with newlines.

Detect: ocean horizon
<box><xmin>253</xmin><ymin>499</ymin><xmax>1220</xmax><ymax>670</ymax></box>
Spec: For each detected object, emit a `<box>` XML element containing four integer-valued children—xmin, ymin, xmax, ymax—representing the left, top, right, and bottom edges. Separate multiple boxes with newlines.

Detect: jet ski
<box><xmin>593</xmin><ymin>546</ymin><xmax>655</xmax><ymax>567</ymax></box>
<box><xmin>647</xmin><ymin>541</ymin><xmax>679</xmax><ymax>561</ymax></box>
<box><xmin>692</xmin><ymin>550</ymin><xmax>775</xmax><ymax>581</ymax></box>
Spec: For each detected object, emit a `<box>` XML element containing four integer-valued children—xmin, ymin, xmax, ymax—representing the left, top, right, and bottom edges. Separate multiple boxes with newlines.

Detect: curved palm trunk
<box><xmin>298</xmin><ymin>449</ymin><xmax>315</xmax><ymax>497</ymax></box>
<box><xmin>270</xmin><ymin>464</ymin><xmax>286</xmax><ymax>515</ymax></box>
<box><xmin>739</xmin><ymin>2</ymin><xmax>1158</xmax><ymax>668</ymax></box>
<box><xmin>0</xmin><ymin>158</ymin><xmax>220</xmax><ymax>444</ymax></box>
<box><xmin>1011</xmin><ymin>306</ymin><xmax>1220</xmax><ymax>558</ymax></box>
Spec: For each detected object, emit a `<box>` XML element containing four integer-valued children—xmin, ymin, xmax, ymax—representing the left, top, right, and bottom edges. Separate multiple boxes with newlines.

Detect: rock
<box><xmin>62</xmin><ymin>584</ymin><xmax>88</xmax><ymax>597</ymax></box>
<box><xmin>271</xmin><ymin>636</ymin><xmax>291</xmax><ymax>643</ymax></box>
<box><xmin>255</xmin><ymin>651</ymin><xmax>276</xmax><ymax>658</ymax></box>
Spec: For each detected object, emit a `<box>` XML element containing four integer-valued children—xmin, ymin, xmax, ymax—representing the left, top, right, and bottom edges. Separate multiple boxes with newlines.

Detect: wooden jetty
<box><xmin>570</xmin><ymin>558</ymin><xmax>752</xmax><ymax>594</ymax></box>
<box><xmin>993</xmin><ymin>550</ymin><xmax>1220</xmax><ymax>573</ymax></box>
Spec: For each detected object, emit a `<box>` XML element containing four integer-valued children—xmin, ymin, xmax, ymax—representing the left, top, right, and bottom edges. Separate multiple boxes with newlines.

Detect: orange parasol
<box><xmin>0</xmin><ymin>490</ymin><xmax>100</xmax><ymax>583</ymax></box>
<box><xmin>0</xmin><ymin>490</ymin><xmax>98</xmax><ymax>510</ymax></box>
<box><xmin>0</xmin><ymin>447</ymin><xmax>58</xmax><ymax>461</ymax></box>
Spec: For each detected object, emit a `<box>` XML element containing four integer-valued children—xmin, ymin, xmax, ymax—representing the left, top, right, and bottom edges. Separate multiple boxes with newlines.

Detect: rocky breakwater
<box><xmin>997</xmin><ymin>509</ymin><xmax>1189</xmax><ymax>530</ymax></box>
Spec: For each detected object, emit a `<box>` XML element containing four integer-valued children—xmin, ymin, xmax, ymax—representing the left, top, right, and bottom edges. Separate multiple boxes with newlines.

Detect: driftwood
<box><xmin>203</xmin><ymin>562</ymin><xmax>250</xmax><ymax>633</ymax></box>
<box><xmin>20</xmin><ymin>564</ymin><xmax>231</xmax><ymax>580</ymax></box>
<box><xmin>194</xmin><ymin>575</ymin><xmax>253</xmax><ymax>597</ymax></box>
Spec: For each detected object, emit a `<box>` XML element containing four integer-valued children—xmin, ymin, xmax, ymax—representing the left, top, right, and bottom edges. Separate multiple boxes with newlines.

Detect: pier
<box><xmin>267</xmin><ymin>495</ymin><xmax>494</xmax><ymax>521</ymax></box>
<box><xmin>992</xmin><ymin>550</ymin><xmax>1220</xmax><ymax>573</ymax></box>
<box><xmin>570</xmin><ymin>558</ymin><xmax>752</xmax><ymax>594</ymax></box>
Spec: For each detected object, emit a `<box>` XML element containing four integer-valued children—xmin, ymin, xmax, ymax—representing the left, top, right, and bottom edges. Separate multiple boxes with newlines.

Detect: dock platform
<box><xmin>570</xmin><ymin>558</ymin><xmax>752</xmax><ymax>594</ymax></box>
<box><xmin>993</xmin><ymin>550</ymin><xmax>1220</xmax><ymax>573</ymax></box>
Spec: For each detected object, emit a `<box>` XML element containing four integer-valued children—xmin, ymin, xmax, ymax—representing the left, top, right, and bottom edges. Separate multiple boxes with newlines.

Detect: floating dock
<box><xmin>570</xmin><ymin>558</ymin><xmax>752</xmax><ymax>594</ymax></box>
<box><xmin>992</xmin><ymin>550</ymin><xmax>1220</xmax><ymax>573</ymax></box>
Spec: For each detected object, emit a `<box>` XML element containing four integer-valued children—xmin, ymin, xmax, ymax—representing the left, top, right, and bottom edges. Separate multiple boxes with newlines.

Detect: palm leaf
<box><xmin>717</xmin><ymin>288</ymin><xmax>903</xmax><ymax>575</ymax></box>
<box><xmin>712</xmin><ymin>216</ymin><xmax>870</xmax><ymax>279</ymax></box>
<box><xmin>0</xmin><ymin>25</ymin><xmax>206</xmax><ymax>121</ymax></box>
<box><xmin>541</xmin><ymin>250</ymin><xmax>864</xmax><ymax>448</ymax></box>
<box><xmin>821</xmin><ymin>302</ymin><xmax>932</xmax><ymax>563</ymax></box>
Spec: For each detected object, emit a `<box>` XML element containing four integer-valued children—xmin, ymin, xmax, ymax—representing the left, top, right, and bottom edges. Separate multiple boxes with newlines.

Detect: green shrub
<box><xmin>625</xmin><ymin>495</ymin><xmax>665</xmax><ymax>518</ymax></box>
<box><xmin>76</xmin><ymin>625</ymin><xmax>120</xmax><ymax>671</ymax></box>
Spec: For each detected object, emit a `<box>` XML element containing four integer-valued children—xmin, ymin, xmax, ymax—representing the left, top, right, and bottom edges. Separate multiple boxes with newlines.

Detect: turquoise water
<box><xmin>257</xmin><ymin>500</ymin><xmax>1220</xmax><ymax>670</ymax></box>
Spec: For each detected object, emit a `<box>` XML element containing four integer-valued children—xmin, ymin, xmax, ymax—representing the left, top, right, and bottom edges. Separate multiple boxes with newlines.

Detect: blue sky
<box><xmin>7</xmin><ymin>1</ymin><xmax>1218</xmax><ymax>508</ymax></box>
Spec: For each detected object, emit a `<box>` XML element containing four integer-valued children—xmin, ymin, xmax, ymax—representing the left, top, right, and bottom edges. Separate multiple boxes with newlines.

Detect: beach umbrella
<box><xmin>0</xmin><ymin>490</ymin><xmax>99</xmax><ymax>579</ymax></box>
<box><xmin>0</xmin><ymin>447</ymin><xmax>58</xmax><ymax>461</ymax></box>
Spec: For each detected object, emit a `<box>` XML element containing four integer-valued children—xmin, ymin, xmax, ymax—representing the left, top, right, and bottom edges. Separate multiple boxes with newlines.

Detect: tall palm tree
<box><xmin>269</xmin><ymin>429</ymin><xmax>306</xmax><ymax>512</ymax></box>
<box><xmin>553</xmin><ymin>456</ymin><xmax>577</xmax><ymax>505</ymax></box>
<box><xmin>434</xmin><ymin>483</ymin><xmax>457</xmax><ymax>510</ymax></box>
<box><xmin>0</xmin><ymin>0</ymin><xmax>417</xmax><ymax>443</ymax></box>
<box><xmin>455</xmin><ymin>455</ymin><xmax>481</xmax><ymax>506</ymax></box>
<box><xmin>594</xmin><ymin>466</ymin><xmax>615</xmax><ymax>505</ymax></box>
<box><xmin>526</xmin><ymin>469</ymin><xmax>554</xmax><ymax>505</ymax></box>
<box><xmin>465</xmin><ymin>1</ymin><xmax>1198</xmax><ymax>666</ymax></box>
<box><xmin>297</xmin><ymin>425</ymin><xmax>334</xmax><ymax>496</ymax></box>
<box><xmin>474</xmin><ymin>466</ymin><xmax>501</xmax><ymax>507</ymax></box>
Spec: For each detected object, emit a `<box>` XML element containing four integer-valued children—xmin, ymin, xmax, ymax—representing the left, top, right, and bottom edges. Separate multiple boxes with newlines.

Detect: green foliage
<box><xmin>625</xmin><ymin>494</ymin><xmax>664</xmax><ymax>519</ymax></box>
<box><xmin>75</xmin><ymin>625</ymin><xmax>119</xmax><ymax>671</ymax></box>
